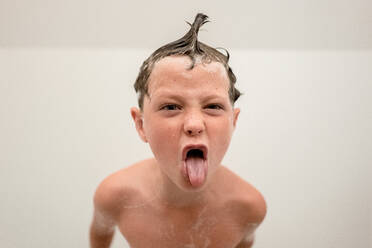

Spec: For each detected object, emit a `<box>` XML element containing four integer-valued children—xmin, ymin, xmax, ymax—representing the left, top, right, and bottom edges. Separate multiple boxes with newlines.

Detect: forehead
<box><xmin>147</xmin><ymin>56</ymin><xmax>230</xmax><ymax>96</ymax></box>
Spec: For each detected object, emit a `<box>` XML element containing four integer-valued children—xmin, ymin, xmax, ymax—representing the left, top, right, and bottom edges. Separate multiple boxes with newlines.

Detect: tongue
<box><xmin>186</xmin><ymin>157</ymin><xmax>206</xmax><ymax>187</ymax></box>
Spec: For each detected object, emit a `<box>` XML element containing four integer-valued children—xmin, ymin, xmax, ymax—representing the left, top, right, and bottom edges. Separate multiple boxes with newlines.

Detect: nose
<box><xmin>183</xmin><ymin>110</ymin><xmax>205</xmax><ymax>136</ymax></box>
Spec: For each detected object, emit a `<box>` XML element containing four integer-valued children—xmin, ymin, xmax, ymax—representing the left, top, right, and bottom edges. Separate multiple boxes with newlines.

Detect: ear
<box><xmin>233</xmin><ymin>108</ymin><xmax>240</xmax><ymax>128</ymax></box>
<box><xmin>130</xmin><ymin>107</ymin><xmax>148</xmax><ymax>143</ymax></box>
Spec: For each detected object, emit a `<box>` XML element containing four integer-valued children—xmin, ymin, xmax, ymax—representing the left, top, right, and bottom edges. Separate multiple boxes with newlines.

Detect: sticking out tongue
<box><xmin>185</xmin><ymin>154</ymin><xmax>207</xmax><ymax>187</ymax></box>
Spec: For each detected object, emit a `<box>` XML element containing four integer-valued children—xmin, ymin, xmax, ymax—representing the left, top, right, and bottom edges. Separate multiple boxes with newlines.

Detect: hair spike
<box><xmin>190</xmin><ymin>13</ymin><xmax>209</xmax><ymax>35</ymax></box>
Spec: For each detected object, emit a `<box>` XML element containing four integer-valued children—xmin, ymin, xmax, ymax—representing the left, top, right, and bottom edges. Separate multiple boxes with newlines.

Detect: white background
<box><xmin>0</xmin><ymin>1</ymin><xmax>371</xmax><ymax>248</ymax></box>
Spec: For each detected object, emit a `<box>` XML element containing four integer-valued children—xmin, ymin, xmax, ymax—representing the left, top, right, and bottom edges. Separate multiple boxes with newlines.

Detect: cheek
<box><xmin>147</xmin><ymin>119</ymin><xmax>178</xmax><ymax>140</ymax></box>
<box><xmin>144</xmin><ymin>118</ymin><xmax>180</xmax><ymax>157</ymax></box>
<box><xmin>208</xmin><ymin>118</ymin><xmax>234</xmax><ymax>153</ymax></box>
<box><xmin>210</xmin><ymin>117</ymin><xmax>234</xmax><ymax>139</ymax></box>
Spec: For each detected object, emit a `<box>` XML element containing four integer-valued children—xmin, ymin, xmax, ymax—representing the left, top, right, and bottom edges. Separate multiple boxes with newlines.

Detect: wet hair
<box><xmin>134</xmin><ymin>13</ymin><xmax>241</xmax><ymax>110</ymax></box>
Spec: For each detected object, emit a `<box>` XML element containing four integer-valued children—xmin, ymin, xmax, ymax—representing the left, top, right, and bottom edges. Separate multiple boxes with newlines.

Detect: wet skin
<box><xmin>90</xmin><ymin>56</ymin><xmax>267</xmax><ymax>248</ymax></box>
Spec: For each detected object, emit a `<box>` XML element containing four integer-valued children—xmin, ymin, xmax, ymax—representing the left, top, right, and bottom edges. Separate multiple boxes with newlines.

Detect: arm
<box><xmin>236</xmin><ymin>236</ymin><xmax>254</xmax><ymax>248</ymax></box>
<box><xmin>236</xmin><ymin>188</ymin><xmax>267</xmax><ymax>248</ymax></box>
<box><xmin>90</xmin><ymin>208</ymin><xmax>116</xmax><ymax>248</ymax></box>
<box><xmin>89</xmin><ymin>178</ymin><xmax>121</xmax><ymax>248</ymax></box>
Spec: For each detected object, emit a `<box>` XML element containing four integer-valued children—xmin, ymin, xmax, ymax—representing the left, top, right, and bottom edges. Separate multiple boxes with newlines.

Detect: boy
<box><xmin>90</xmin><ymin>13</ymin><xmax>266</xmax><ymax>248</ymax></box>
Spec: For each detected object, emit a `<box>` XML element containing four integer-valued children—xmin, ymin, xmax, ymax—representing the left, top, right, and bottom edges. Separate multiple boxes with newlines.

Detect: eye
<box><xmin>205</xmin><ymin>104</ymin><xmax>224</xmax><ymax>110</ymax></box>
<box><xmin>160</xmin><ymin>104</ymin><xmax>181</xmax><ymax>111</ymax></box>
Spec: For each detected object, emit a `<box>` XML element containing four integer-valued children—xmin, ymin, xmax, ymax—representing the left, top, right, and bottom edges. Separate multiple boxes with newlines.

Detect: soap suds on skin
<box><xmin>184</xmin><ymin>206</ymin><xmax>217</xmax><ymax>248</ymax></box>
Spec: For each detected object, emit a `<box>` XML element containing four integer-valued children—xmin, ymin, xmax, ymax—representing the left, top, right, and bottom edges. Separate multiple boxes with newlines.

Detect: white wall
<box><xmin>0</xmin><ymin>48</ymin><xmax>370</xmax><ymax>248</ymax></box>
<box><xmin>1</xmin><ymin>0</ymin><xmax>371</xmax><ymax>49</ymax></box>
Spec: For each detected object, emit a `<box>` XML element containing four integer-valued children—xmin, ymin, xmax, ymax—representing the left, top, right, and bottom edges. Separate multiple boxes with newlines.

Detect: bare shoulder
<box><xmin>218</xmin><ymin>166</ymin><xmax>267</xmax><ymax>224</ymax></box>
<box><xmin>93</xmin><ymin>159</ymin><xmax>154</xmax><ymax>219</ymax></box>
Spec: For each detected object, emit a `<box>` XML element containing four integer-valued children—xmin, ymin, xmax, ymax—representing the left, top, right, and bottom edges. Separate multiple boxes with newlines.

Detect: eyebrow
<box><xmin>202</xmin><ymin>94</ymin><xmax>227</xmax><ymax>101</ymax></box>
<box><xmin>149</xmin><ymin>92</ymin><xmax>229</xmax><ymax>102</ymax></box>
<box><xmin>151</xmin><ymin>91</ymin><xmax>227</xmax><ymax>102</ymax></box>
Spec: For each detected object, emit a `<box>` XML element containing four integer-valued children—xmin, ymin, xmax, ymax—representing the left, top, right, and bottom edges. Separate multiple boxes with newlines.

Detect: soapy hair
<box><xmin>134</xmin><ymin>13</ymin><xmax>241</xmax><ymax>109</ymax></box>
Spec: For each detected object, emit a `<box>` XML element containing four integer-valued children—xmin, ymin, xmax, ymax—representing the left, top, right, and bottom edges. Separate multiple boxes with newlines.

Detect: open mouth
<box><xmin>182</xmin><ymin>145</ymin><xmax>208</xmax><ymax>187</ymax></box>
<box><xmin>182</xmin><ymin>145</ymin><xmax>208</xmax><ymax>161</ymax></box>
<box><xmin>186</xmin><ymin>149</ymin><xmax>205</xmax><ymax>160</ymax></box>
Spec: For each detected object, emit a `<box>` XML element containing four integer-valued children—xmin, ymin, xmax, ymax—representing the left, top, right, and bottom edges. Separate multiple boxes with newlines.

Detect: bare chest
<box><xmin>117</xmin><ymin>205</ymin><xmax>247</xmax><ymax>248</ymax></box>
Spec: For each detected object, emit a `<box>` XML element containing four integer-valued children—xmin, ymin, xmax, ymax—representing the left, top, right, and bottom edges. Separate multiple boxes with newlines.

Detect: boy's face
<box><xmin>131</xmin><ymin>56</ymin><xmax>240</xmax><ymax>191</ymax></box>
